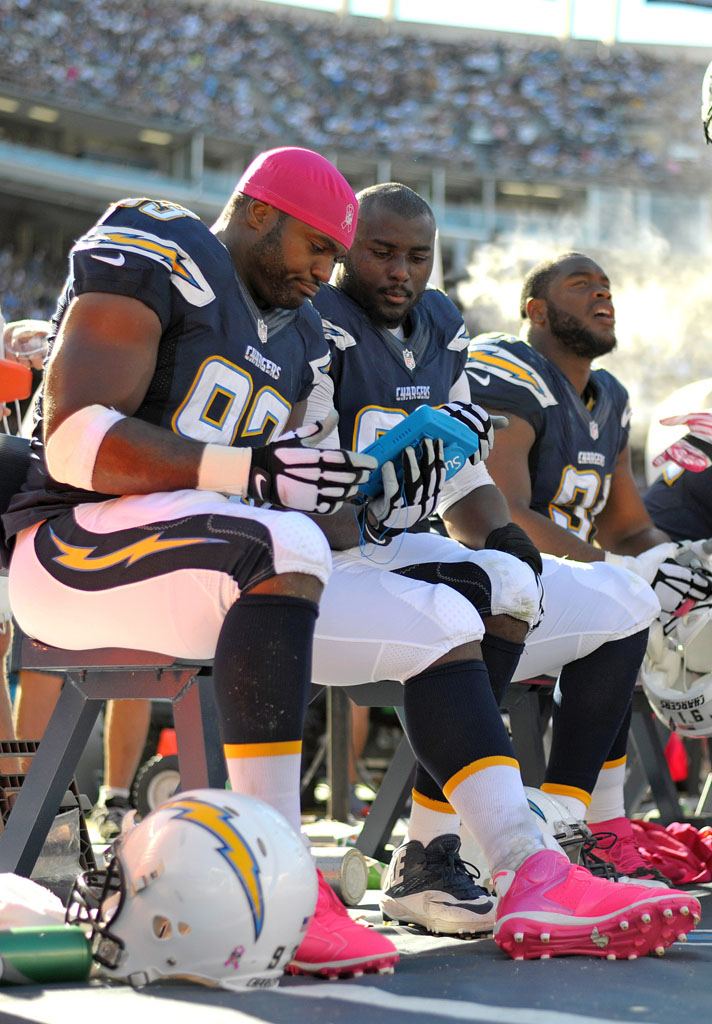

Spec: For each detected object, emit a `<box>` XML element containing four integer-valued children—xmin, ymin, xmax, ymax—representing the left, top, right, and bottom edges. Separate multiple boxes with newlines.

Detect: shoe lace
<box><xmin>425</xmin><ymin>846</ymin><xmax>484</xmax><ymax>897</ymax></box>
<box><xmin>580</xmin><ymin>835</ymin><xmax>620</xmax><ymax>880</ymax></box>
<box><xmin>582</xmin><ymin>830</ymin><xmax>671</xmax><ymax>886</ymax></box>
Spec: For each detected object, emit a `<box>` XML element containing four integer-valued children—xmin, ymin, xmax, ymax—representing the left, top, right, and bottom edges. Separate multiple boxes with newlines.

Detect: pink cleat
<box><xmin>585</xmin><ymin>816</ymin><xmax>671</xmax><ymax>887</ymax></box>
<box><xmin>286</xmin><ymin>869</ymin><xmax>399</xmax><ymax>979</ymax></box>
<box><xmin>493</xmin><ymin>849</ymin><xmax>700</xmax><ymax>961</ymax></box>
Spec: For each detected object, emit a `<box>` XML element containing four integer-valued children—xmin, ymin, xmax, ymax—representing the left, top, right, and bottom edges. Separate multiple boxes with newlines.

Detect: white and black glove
<box><xmin>606</xmin><ymin>541</ymin><xmax>712</xmax><ymax>617</ymax></box>
<box><xmin>249</xmin><ymin>416</ymin><xmax>377</xmax><ymax>515</ymax></box>
<box><xmin>652</xmin><ymin>413</ymin><xmax>712</xmax><ymax>474</ymax></box>
<box><xmin>651</xmin><ymin>559</ymin><xmax>712</xmax><ymax>618</ymax></box>
<box><xmin>438</xmin><ymin>401</ymin><xmax>494</xmax><ymax>463</ymax></box>
<box><xmin>358</xmin><ymin>438</ymin><xmax>445</xmax><ymax>544</ymax></box>
<box><xmin>675</xmin><ymin>538</ymin><xmax>712</xmax><ymax>573</ymax></box>
<box><xmin>438</xmin><ymin>401</ymin><xmax>509</xmax><ymax>464</ymax></box>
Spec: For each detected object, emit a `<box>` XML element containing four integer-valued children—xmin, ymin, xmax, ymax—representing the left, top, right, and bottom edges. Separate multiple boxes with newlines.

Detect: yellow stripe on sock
<box><xmin>442</xmin><ymin>755</ymin><xmax>519</xmax><ymax>800</ymax></box>
<box><xmin>223</xmin><ymin>740</ymin><xmax>302</xmax><ymax>758</ymax></box>
<box><xmin>411</xmin><ymin>788</ymin><xmax>457</xmax><ymax>813</ymax></box>
<box><xmin>601</xmin><ymin>755</ymin><xmax>627</xmax><ymax>770</ymax></box>
<box><xmin>541</xmin><ymin>782</ymin><xmax>592</xmax><ymax>807</ymax></box>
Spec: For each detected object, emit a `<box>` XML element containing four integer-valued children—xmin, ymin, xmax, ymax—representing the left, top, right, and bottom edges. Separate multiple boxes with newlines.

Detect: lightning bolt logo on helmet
<box><xmin>169</xmin><ymin>795</ymin><xmax>265</xmax><ymax>940</ymax></box>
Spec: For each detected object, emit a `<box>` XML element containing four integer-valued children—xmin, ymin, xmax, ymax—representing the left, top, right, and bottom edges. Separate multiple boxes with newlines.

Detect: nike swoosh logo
<box><xmin>92</xmin><ymin>252</ymin><xmax>126</xmax><ymax>267</ymax></box>
<box><xmin>251</xmin><ymin>469</ymin><xmax>271</xmax><ymax>503</ymax></box>
<box><xmin>431</xmin><ymin>899</ymin><xmax>493</xmax><ymax>914</ymax></box>
<box><xmin>469</xmin><ymin>371</ymin><xmax>490</xmax><ymax>386</ymax></box>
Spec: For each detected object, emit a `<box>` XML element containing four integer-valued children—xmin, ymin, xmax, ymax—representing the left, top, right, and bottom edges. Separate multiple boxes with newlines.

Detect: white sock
<box><xmin>223</xmin><ymin>741</ymin><xmax>302</xmax><ymax>834</ymax></box>
<box><xmin>406</xmin><ymin>789</ymin><xmax>461</xmax><ymax>847</ymax></box>
<box><xmin>97</xmin><ymin>786</ymin><xmax>130</xmax><ymax>806</ymax></box>
<box><xmin>445</xmin><ymin>759</ymin><xmax>546</xmax><ymax>875</ymax></box>
<box><xmin>541</xmin><ymin>785</ymin><xmax>589</xmax><ymax>822</ymax></box>
<box><xmin>586</xmin><ymin>758</ymin><xmax>627</xmax><ymax>824</ymax></box>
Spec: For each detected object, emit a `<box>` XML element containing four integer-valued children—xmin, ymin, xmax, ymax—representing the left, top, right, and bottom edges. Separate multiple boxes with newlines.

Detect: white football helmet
<box><xmin>67</xmin><ymin>789</ymin><xmax>317</xmax><ymax>990</ymax></box>
<box><xmin>641</xmin><ymin>609</ymin><xmax>712</xmax><ymax>737</ymax></box>
<box><xmin>523</xmin><ymin>786</ymin><xmax>592</xmax><ymax>864</ymax></box>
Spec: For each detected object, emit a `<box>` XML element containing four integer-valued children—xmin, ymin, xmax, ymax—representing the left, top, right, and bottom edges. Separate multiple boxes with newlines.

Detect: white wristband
<box><xmin>604</xmin><ymin>543</ymin><xmax>679</xmax><ymax>584</ymax></box>
<box><xmin>197</xmin><ymin>443</ymin><xmax>253</xmax><ymax>496</ymax></box>
<box><xmin>45</xmin><ymin>404</ymin><xmax>126</xmax><ymax>490</ymax></box>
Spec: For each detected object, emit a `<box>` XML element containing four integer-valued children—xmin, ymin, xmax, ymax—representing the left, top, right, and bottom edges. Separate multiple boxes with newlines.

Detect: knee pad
<box><xmin>469</xmin><ymin>549</ymin><xmax>541</xmax><ymax>628</ymax></box>
<box><xmin>268</xmin><ymin>511</ymin><xmax>332</xmax><ymax>586</ymax></box>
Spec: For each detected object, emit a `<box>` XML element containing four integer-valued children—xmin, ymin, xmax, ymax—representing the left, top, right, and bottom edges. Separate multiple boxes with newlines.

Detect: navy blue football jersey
<box><xmin>645</xmin><ymin>464</ymin><xmax>712</xmax><ymax>542</ymax></box>
<box><xmin>312</xmin><ymin>284</ymin><xmax>469</xmax><ymax>450</ymax></box>
<box><xmin>466</xmin><ymin>334</ymin><xmax>631</xmax><ymax>543</ymax></box>
<box><xmin>4</xmin><ymin>197</ymin><xmax>330</xmax><ymax>538</ymax></box>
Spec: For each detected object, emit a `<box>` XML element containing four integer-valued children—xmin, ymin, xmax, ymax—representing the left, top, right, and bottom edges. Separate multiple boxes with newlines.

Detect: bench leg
<box><xmin>628</xmin><ymin>702</ymin><xmax>682</xmax><ymax>825</ymax></box>
<box><xmin>504</xmin><ymin>688</ymin><xmax>548</xmax><ymax>787</ymax></box>
<box><xmin>0</xmin><ymin>680</ymin><xmax>102</xmax><ymax>876</ymax></box>
<box><xmin>173</xmin><ymin>675</ymin><xmax>227</xmax><ymax>791</ymax></box>
<box><xmin>327</xmin><ymin>687</ymin><xmax>351</xmax><ymax>823</ymax></box>
<box><xmin>356</xmin><ymin>727</ymin><xmax>415</xmax><ymax>864</ymax></box>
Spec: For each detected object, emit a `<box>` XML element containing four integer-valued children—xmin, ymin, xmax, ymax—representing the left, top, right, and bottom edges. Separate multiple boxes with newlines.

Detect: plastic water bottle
<box><xmin>0</xmin><ymin>926</ymin><xmax>93</xmax><ymax>984</ymax></box>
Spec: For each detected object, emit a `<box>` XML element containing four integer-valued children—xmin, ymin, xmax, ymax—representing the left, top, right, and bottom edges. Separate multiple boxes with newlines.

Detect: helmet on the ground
<box><xmin>524</xmin><ymin>786</ymin><xmax>592</xmax><ymax>864</ymax></box>
<box><xmin>641</xmin><ymin>610</ymin><xmax>712</xmax><ymax>737</ymax></box>
<box><xmin>66</xmin><ymin>789</ymin><xmax>317</xmax><ymax>990</ymax></box>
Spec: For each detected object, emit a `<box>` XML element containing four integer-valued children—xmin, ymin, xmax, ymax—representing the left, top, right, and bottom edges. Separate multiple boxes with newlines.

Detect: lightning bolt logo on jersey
<box><xmin>77</xmin><ymin>224</ymin><xmax>215</xmax><ymax>307</ymax></box>
<box><xmin>5</xmin><ymin>197</ymin><xmax>331</xmax><ymax>539</ymax></box>
<box><xmin>313</xmin><ymin>284</ymin><xmax>468</xmax><ymax>451</ymax></box>
<box><xmin>467</xmin><ymin>334</ymin><xmax>631</xmax><ymax>543</ymax></box>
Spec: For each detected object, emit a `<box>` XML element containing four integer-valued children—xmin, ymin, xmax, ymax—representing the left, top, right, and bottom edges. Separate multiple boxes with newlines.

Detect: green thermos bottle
<box><xmin>0</xmin><ymin>926</ymin><xmax>93</xmax><ymax>984</ymax></box>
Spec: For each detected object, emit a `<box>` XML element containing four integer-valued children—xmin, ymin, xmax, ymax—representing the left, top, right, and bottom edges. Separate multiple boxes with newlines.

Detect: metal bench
<box><xmin>0</xmin><ymin>633</ymin><xmax>224</xmax><ymax>876</ymax></box>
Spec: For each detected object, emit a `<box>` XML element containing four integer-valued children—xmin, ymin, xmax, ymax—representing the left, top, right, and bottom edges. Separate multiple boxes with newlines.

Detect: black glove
<box><xmin>485</xmin><ymin>523</ymin><xmax>543</xmax><ymax>575</ymax></box>
<box><xmin>249</xmin><ymin>419</ymin><xmax>376</xmax><ymax>514</ymax></box>
<box><xmin>358</xmin><ymin>438</ymin><xmax>445</xmax><ymax>544</ymax></box>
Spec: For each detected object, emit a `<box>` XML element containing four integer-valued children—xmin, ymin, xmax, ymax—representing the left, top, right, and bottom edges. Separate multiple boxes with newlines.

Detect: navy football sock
<box><xmin>544</xmin><ymin>629</ymin><xmax>648</xmax><ymax>794</ymax></box>
<box><xmin>212</xmin><ymin>593</ymin><xmax>318</xmax><ymax>745</ymax></box>
<box><xmin>481</xmin><ymin>632</ymin><xmax>525</xmax><ymax>704</ymax></box>
<box><xmin>403</xmin><ymin>658</ymin><xmax>515</xmax><ymax>791</ymax></box>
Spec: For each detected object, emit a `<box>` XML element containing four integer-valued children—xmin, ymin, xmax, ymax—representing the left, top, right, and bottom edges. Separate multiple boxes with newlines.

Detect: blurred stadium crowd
<box><xmin>0</xmin><ymin>0</ymin><xmax>708</xmax><ymax>321</ymax></box>
<box><xmin>0</xmin><ymin>247</ymin><xmax>65</xmax><ymax>323</ymax></box>
<box><xmin>2</xmin><ymin>0</ymin><xmax>707</xmax><ymax>184</ymax></box>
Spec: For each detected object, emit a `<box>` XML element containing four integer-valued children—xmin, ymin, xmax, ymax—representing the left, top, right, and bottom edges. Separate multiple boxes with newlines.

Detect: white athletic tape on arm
<box><xmin>437</xmin><ymin>459</ymin><xmax>494</xmax><ymax>516</ymax></box>
<box><xmin>197</xmin><ymin>443</ymin><xmax>253</xmax><ymax>496</ymax></box>
<box><xmin>45</xmin><ymin>404</ymin><xmax>126</xmax><ymax>490</ymax></box>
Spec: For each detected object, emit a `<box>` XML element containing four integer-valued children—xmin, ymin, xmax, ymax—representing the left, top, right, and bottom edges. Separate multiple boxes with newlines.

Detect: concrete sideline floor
<box><xmin>1</xmin><ymin>881</ymin><xmax>710</xmax><ymax>1024</ymax></box>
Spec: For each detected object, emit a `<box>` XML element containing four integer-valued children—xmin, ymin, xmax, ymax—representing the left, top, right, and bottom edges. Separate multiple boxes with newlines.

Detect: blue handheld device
<box><xmin>358</xmin><ymin>406</ymin><xmax>479</xmax><ymax>498</ymax></box>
